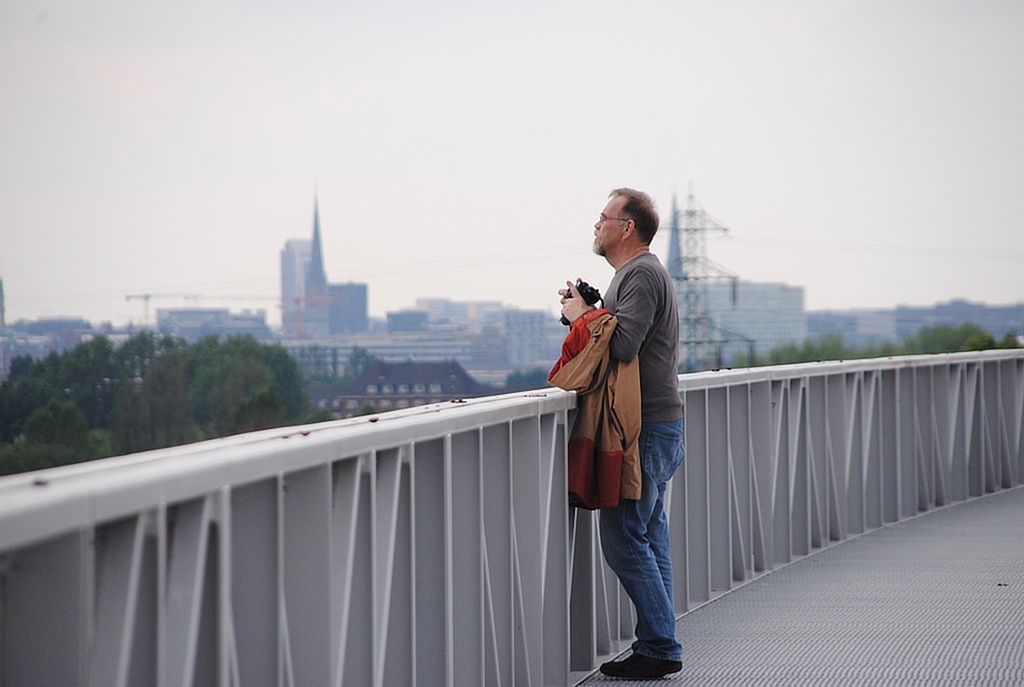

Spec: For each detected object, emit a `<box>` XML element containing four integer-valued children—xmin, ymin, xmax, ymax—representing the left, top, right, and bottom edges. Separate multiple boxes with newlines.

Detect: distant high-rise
<box><xmin>280</xmin><ymin>238</ymin><xmax>312</xmax><ymax>338</ymax></box>
<box><xmin>280</xmin><ymin>195</ymin><xmax>369</xmax><ymax>339</ymax></box>
<box><xmin>503</xmin><ymin>308</ymin><xmax>561</xmax><ymax>370</ymax></box>
<box><xmin>329</xmin><ymin>283</ymin><xmax>369</xmax><ymax>335</ymax></box>
<box><xmin>706</xmin><ymin>281</ymin><xmax>806</xmax><ymax>364</ymax></box>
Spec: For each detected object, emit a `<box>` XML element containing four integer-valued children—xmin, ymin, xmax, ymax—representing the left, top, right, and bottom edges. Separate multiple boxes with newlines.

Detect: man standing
<box><xmin>560</xmin><ymin>188</ymin><xmax>685</xmax><ymax>679</ymax></box>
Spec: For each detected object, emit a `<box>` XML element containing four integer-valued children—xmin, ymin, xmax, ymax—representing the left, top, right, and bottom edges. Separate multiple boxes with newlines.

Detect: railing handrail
<box><xmin>1</xmin><ymin>350</ymin><xmax>1021</xmax><ymax>687</ymax></box>
<box><xmin>0</xmin><ymin>390</ymin><xmax>573</xmax><ymax>552</ymax></box>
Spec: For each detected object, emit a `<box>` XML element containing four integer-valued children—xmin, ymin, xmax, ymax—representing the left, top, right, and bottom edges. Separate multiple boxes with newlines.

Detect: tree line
<box><xmin>1</xmin><ymin>323</ymin><xmax>1019</xmax><ymax>477</ymax></box>
<box><xmin>738</xmin><ymin>323</ymin><xmax>1021</xmax><ymax>368</ymax></box>
<box><xmin>0</xmin><ymin>333</ymin><xmax>314</xmax><ymax>476</ymax></box>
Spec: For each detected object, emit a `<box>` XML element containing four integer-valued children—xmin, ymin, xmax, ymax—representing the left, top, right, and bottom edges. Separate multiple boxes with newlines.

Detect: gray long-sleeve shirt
<box><xmin>604</xmin><ymin>252</ymin><xmax>684</xmax><ymax>423</ymax></box>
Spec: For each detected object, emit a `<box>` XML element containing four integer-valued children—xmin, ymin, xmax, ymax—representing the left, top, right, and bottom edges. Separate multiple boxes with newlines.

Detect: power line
<box><xmin>714</xmin><ymin>235</ymin><xmax>1024</xmax><ymax>261</ymax></box>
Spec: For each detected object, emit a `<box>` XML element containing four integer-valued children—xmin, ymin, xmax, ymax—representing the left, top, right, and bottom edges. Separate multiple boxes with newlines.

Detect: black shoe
<box><xmin>599</xmin><ymin>652</ymin><xmax>682</xmax><ymax>679</ymax></box>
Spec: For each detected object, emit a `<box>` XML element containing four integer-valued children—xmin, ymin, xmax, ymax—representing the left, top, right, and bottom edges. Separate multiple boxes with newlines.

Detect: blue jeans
<box><xmin>599</xmin><ymin>419</ymin><xmax>685</xmax><ymax>661</ymax></box>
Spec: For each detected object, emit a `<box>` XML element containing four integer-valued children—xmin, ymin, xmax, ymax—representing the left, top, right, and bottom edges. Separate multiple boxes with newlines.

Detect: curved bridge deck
<box><xmin>582</xmin><ymin>486</ymin><xmax>1024</xmax><ymax>685</ymax></box>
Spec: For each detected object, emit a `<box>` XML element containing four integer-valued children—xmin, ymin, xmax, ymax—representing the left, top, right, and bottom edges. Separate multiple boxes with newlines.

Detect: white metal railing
<box><xmin>1</xmin><ymin>351</ymin><xmax>1022</xmax><ymax>686</ymax></box>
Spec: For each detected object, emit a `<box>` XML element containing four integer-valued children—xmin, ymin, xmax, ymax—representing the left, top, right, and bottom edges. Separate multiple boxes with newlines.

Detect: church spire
<box><xmin>306</xmin><ymin>193</ymin><xmax>327</xmax><ymax>291</ymax></box>
<box><xmin>300</xmin><ymin>192</ymin><xmax>331</xmax><ymax>339</ymax></box>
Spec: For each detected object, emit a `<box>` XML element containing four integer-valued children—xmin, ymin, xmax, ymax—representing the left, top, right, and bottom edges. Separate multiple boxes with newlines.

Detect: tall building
<box><xmin>504</xmin><ymin>308</ymin><xmax>561</xmax><ymax>371</ymax></box>
<box><xmin>706</xmin><ymin>281</ymin><xmax>806</xmax><ymax>364</ymax></box>
<box><xmin>329</xmin><ymin>283</ymin><xmax>369</xmax><ymax>335</ymax></box>
<box><xmin>280</xmin><ymin>238</ymin><xmax>311</xmax><ymax>338</ymax></box>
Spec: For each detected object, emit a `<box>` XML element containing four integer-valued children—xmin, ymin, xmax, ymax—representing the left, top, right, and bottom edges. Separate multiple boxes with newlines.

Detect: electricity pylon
<box><xmin>665</xmin><ymin>184</ymin><xmax>751</xmax><ymax>371</ymax></box>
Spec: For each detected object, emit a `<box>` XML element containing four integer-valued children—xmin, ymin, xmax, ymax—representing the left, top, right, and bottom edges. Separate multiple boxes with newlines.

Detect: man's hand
<box><xmin>559</xmin><ymin>279</ymin><xmax>593</xmax><ymax>324</ymax></box>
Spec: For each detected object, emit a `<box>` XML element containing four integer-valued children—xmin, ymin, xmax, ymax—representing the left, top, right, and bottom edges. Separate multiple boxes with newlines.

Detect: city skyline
<box><xmin>2</xmin><ymin>2</ymin><xmax>1022</xmax><ymax>327</ymax></box>
<box><xmin>3</xmin><ymin>188</ymin><xmax>1024</xmax><ymax>330</ymax></box>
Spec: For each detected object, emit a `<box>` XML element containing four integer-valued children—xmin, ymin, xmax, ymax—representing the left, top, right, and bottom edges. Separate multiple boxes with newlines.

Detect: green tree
<box><xmin>110</xmin><ymin>334</ymin><xmax>307</xmax><ymax>452</ymax></box>
<box><xmin>765</xmin><ymin>333</ymin><xmax>849</xmax><ymax>366</ymax></box>
<box><xmin>262</xmin><ymin>342</ymin><xmax>307</xmax><ymax>420</ymax></box>
<box><xmin>506</xmin><ymin>367</ymin><xmax>550</xmax><ymax>389</ymax></box>
<box><xmin>342</xmin><ymin>346</ymin><xmax>378</xmax><ymax>385</ymax></box>
<box><xmin>0</xmin><ymin>443</ymin><xmax>79</xmax><ymax>476</ymax></box>
<box><xmin>758</xmin><ymin>322</ymin><xmax>1018</xmax><ymax>368</ymax></box>
<box><xmin>902</xmin><ymin>324</ymin><xmax>990</xmax><ymax>355</ymax></box>
<box><xmin>0</xmin><ymin>399</ymin><xmax>97</xmax><ymax>476</ymax></box>
<box><xmin>24</xmin><ymin>399</ymin><xmax>90</xmax><ymax>451</ymax></box>
<box><xmin>1</xmin><ymin>332</ymin><xmax>310</xmax><ymax>474</ymax></box>
<box><xmin>0</xmin><ymin>337</ymin><xmax>123</xmax><ymax>443</ymax></box>
<box><xmin>108</xmin><ymin>334</ymin><xmax>193</xmax><ymax>454</ymax></box>
<box><xmin>59</xmin><ymin>336</ymin><xmax>119</xmax><ymax>427</ymax></box>
<box><xmin>0</xmin><ymin>373</ymin><xmax>52</xmax><ymax>443</ymax></box>
<box><xmin>962</xmin><ymin>332</ymin><xmax>997</xmax><ymax>352</ymax></box>
<box><xmin>998</xmin><ymin>332</ymin><xmax>1022</xmax><ymax>349</ymax></box>
<box><xmin>231</xmin><ymin>386</ymin><xmax>286</xmax><ymax>433</ymax></box>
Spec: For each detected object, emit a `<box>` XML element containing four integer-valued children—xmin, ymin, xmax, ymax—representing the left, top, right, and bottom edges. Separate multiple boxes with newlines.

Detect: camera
<box><xmin>560</xmin><ymin>280</ymin><xmax>603</xmax><ymax>325</ymax></box>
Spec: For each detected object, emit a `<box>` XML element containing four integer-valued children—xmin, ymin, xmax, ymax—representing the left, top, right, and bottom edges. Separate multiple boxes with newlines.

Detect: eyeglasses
<box><xmin>598</xmin><ymin>213</ymin><xmax>630</xmax><ymax>225</ymax></box>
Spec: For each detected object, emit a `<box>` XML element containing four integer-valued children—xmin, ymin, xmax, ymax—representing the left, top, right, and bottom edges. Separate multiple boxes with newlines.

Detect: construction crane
<box><xmin>125</xmin><ymin>293</ymin><xmax>202</xmax><ymax>327</ymax></box>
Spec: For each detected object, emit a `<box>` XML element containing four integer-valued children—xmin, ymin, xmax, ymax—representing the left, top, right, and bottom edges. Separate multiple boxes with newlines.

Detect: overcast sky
<box><xmin>2</xmin><ymin>0</ymin><xmax>1022</xmax><ymax>328</ymax></box>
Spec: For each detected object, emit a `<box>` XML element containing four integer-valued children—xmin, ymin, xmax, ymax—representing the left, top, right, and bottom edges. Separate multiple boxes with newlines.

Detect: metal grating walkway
<box><xmin>581</xmin><ymin>486</ymin><xmax>1024</xmax><ymax>686</ymax></box>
